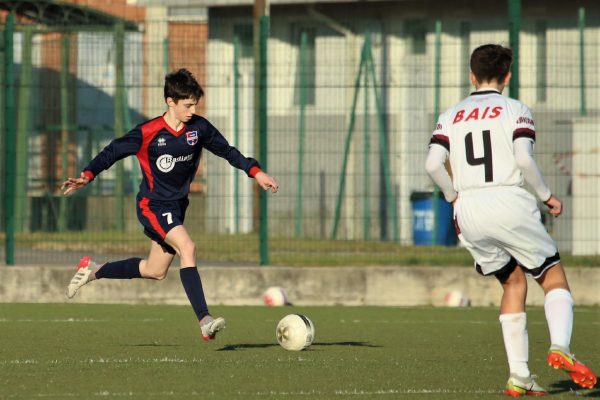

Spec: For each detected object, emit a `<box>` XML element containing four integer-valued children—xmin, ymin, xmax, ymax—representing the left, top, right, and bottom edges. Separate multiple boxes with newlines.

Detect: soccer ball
<box><xmin>444</xmin><ymin>290</ymin><xmax>470</xmax><ymax>307</ymax></box>
<box><xmin>263</xmin><ymin>286</ymin><xmax>289</xmax><ymax>306</ymax></box>
<box><xmin>276</xmin><ymin>314</ymin><xmax>315</xmax><ymax>351</ymax></box>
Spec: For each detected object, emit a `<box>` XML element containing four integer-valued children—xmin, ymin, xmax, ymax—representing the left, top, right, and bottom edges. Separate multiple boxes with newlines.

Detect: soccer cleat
<box><xmin>66</xmin><ymin>256</ymin><xmax>98</xmax><ymax>299</ymax></box>
<box><xmin>200</xmin><ymin>316</ymin><xmax>226</xmax><ymax>341</ymax></box>
<box><xmin>547</xmin><ymin>348</ymin><xmax>597</xmax><ymax>389</ymax></box>
<box><xmin>503</xmin><ymin>374</ymin><xmax>548</xmax><ymax>397</ymax></box>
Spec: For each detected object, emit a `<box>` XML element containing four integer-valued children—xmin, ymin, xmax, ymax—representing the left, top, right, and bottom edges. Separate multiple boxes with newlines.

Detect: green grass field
<box><xmin>0</xmin><ymin>304</ymin><xmax>598</xmax><ymax>399</ymax></box>
<box><xmin>7</xmin><ymin>231</ymin><xmax>600</xmax><ymax>266</ymax></box>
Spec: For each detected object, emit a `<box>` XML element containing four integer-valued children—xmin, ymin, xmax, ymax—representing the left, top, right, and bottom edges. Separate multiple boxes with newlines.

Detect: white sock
<box><xmin>544</xmin><ymin>288</ymin><xmax>573</xmax><ymax>352</ymax></box>
<box><xmin>499</xmin><ymin>312</ymin><xmax>530</xmax><ymax>377</ymax></box>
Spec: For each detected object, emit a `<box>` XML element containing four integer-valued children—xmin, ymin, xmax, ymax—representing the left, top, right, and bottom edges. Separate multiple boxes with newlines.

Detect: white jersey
<box><xmin>430</xmin><ymin>89</ymin><xmax>536</xmax><ymax>193</ymax></box>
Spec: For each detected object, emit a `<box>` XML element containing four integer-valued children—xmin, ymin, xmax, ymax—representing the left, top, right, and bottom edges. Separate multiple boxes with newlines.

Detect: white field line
<box><xmin>1</xmin><ymin>388</ymin><xmax>502</xmax><ymax>398</ymax></box>
<box><xmin>0</xmin><ymin>357</ymin><xmax>207</xmax><ymax>366</ymax></box>
<box><xmin>0</xmin><ymin>318</ymin><xmax>163</xmax><ymax>323</ymax></box>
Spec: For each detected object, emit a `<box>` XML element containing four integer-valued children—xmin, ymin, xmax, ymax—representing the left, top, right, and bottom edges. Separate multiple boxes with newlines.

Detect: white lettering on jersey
<box><xmin>156</xmin><ymin>154</ymin><xmax>194</xmax><ymax>173</ymax></box>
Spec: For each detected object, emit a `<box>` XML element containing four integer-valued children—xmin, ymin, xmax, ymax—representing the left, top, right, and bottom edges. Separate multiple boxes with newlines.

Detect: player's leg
<box><xmin>66</xmin><ymin>254</ymin><xmax>148</xmax><ymax>299</ymax></box>
<box><xmin>535</xmin><ymin>264</ymin><xmax>597</xmax><ymax>389</ymax></box>
<box><xmin>164</xmin><ymin>225</ymin><xmax>225</xmax><ymax>340</ymax></box>
<box><xmin>496</xmin><ymin>264</ymin><xmax>537</xmax><ymax>390</ymax></box>
<box><xmin>139</xmin><ymin>240</ymin><xmax>175</xmax><ymax>280</ymax></box>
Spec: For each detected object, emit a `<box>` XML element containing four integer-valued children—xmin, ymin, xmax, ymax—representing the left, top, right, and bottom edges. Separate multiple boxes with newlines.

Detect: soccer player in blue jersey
<box><xmin>61</xmin><ymin>68</ymin><xmax>278</xmax><ymax>341</ymax></box>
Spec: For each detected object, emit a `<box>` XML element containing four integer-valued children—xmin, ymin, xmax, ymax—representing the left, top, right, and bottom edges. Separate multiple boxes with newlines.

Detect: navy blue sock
<box><xmin>95</xmin><ymin>258</ymin><xmax>142</xmax><ymax>279</ymax></box>
<box><xmin>180</xmin><ymin>267</ymin><xmax>209</xmax><ymax>321</ymax></box>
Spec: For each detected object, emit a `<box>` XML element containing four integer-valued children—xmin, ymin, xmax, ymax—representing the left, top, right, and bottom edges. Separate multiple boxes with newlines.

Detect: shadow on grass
<box><xmin>312</xmin><ymin>341</ymin><xmax>381</xmax><ymax>348</ymax></box>
<box><xmin>548</xmin><ymin>380</ymin><xmax>600</xmax><ymax>397</ymax></box>
<box><xmin>217</xmin><ymin>343</ymin><xmax>280</xmax><ymax>351</ymax></box>
<box><xmin>217</xmin><ymin>341</ymin><xmax>380</xmax><ymax>351</ymax></box>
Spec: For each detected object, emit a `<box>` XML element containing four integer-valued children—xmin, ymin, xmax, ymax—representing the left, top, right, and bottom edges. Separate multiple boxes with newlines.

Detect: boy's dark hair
<box><xmin>470</xmin><ymin>44</ymin><xmax>513</xmax><ymax>84</ymax></box>
<box><xmin>164</xmin><ymin>68</ymin><xmax>204</xmax><ymax>102</ymax></box>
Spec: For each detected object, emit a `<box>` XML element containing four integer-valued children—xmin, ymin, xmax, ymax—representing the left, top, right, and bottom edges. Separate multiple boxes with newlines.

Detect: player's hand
<box><xmin>255</xmin><ymin>171</ymin><xmax>279</xmax><ymax>193</ymax></box>
<box><xmin>61</xmin><ymin>172</ymin><xmax>90</xmax><ymax>196</ymax></box>
<box><xmin>544</xmin><ymin>195</ymin><xmax>562</xmax><ymax>217</ymax></box>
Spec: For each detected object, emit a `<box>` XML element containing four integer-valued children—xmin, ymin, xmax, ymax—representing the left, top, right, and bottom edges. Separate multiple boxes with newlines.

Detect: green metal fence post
<box><xmin>365</xmin><ymin>40</ymin><xmax>398</xmax><ymax>243</ymax></box>
<box><xmin>432</xmin><ymin>20</ymin><xmax>442</xmax><ymax>245</ymax></box>
<box><xmin>233</xmin><ymin>36</ymin><xmax>240</xmax><ymax>234</ymax></box>
<box><xmin>163</xmin><ymin>37</ymin><xmax>169</xmax><ymax>73</ymax></box>
<box><xmin>15</xmin><ymin>27</ymin><xmax>33</xmax><ymax>233</ymax></box>
<box><xmin>258</xmin><ymin>15</ymin><xmax>269</xmax><ymax>265</ymax></box>
<box><xmin>579</xmin><ymin>7</ymin><xmax>586</xmax><ymax>116</ymax></box>
<box><xmin>114</xmin><ymin>21</ymin><xmax>125</xmax><ymax>231</ymax></box>
<box><xmin>123</xmin><ymin>87</ymin><xmax>139</xmax><ymax>193</ymax></box>
<box><xmin>331</xmin><ymin>40</ymin><xmax>367</xmax><ymax>240</ymax></box>
<box><xmin>508</xmin><ymin>0</ymin><xmax>521</xmax><ymax>99</ymax></box>
<box><xmin>295</xmin><ymin>31</ymin><xmax>307</xmax><ymax>238</ymax></box>
<box><xmin>58</xmin><ymin>34</ymin><xmax>71</xmax><ymax>232</ymax></box>
<box><xmin>363</xmin><ymin>33</ymin><xmax>371</xmax><ymax>241</ymax></box>
<box><xmin>3</xmin><ymin>13</ymin><xmax>15</xmax><ymax>264</ymax></box>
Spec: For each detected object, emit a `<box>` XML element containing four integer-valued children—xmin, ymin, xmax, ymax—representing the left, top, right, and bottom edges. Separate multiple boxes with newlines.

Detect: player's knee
<box><xmin>179</xmin><ymin>240</ymin><xmax>196</xmax><ymax>259</ymax></box>
<box><xmin>147</xmin><ymin>270</ymin><xmax>167</xmax><ymax>280</ymax></box>
<box><xmin>503</xmin><ymin>270</ymin><xmax>527</xmax><ymax>290</ymax></box>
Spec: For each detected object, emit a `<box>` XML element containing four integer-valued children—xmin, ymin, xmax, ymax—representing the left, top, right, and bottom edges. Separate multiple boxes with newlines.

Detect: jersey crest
<box><xmin>186</xmin><ymin>130</ymin><xmax>198</xmax><ymax>146</ymax></box>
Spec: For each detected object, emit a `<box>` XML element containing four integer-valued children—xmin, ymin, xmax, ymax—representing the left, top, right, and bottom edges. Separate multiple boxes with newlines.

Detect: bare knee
<box><xmin>536</xmin><ymin>263</ymin><xmax>570</xmax><ymax>294</ymax></box>
<box><xmin>501</xmin><ymin>267</ymin><xmax>527</xmax><ymax>294</ymax></box>
<box><xmin>178</xmin><ymin>240</ymin><xmax>196</xmax><ymax>260</ymax></box>
<box><xmin>149</xmin><ymin>271</ymin><xmax>167</xmax><ymax>281</ymax></box>
<box><xmin>139</xmin><ymin>260</ymin><xmax>168</xmax><ymax>281</ymax></box>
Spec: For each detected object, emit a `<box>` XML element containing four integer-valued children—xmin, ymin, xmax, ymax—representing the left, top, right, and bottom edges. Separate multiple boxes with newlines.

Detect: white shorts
<box><xmin>455</xmin><ymin>186</ymin><xmax>560</xmax><ymax>279</ymax></box>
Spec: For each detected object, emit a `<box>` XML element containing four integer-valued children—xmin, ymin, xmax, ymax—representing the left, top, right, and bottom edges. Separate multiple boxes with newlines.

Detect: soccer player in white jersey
<box><xmin>425</xmin><ymin>44</ymin><xmax>596</xmax><ymax>396</ymax></box>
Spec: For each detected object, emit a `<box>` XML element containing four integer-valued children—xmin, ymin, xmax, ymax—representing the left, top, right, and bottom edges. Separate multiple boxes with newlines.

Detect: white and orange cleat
<box><xmin>548</xmin><ymin>348</ymin><xmax>597</xmax><ymax>389</ymax></box>
<box><xmin>503</xmin><ymin>374</ymin><xmax>547</xmax><ymax>397</ymax></box>
<box><xmin>66</xmin><ymin>256</ymin><xmax>98</xmax><ymax>299</ymax></box>
<box><xmin>200</xmin><ymin>316</ymin><xmax>226</xmax><ymax>341</ymax></box>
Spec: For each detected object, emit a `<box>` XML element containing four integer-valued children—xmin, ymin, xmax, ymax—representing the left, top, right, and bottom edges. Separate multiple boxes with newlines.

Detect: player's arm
<box><xmin>202</xmin><ymin>121</ymin><xmax>278</xmax><ymax>193</ymax></box>
<box><xmin>425</xmin><ymin>114</ymin><xmax>457</xmax><ymax>203</ymax></box>
<box><xmin>425</xmin><ymin>144</ymin><xmax>457</xmax><ymax>203</ymax></box>
<box><xmin>513</xmin><ymin>138</ymin><xmax>561</xmax><ymax>217</ymax></box>
<box><xmin>61</xmin><ymin>127</ymin><xmax>142</xmax><ymax>195</ymax></box>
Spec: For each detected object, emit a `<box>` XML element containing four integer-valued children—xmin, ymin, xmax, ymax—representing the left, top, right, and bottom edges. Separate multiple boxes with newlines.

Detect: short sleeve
<box><xmin>513</xmin><ymin>104</ymin><xmax>536</xmax><ymax>142</ymax></box>
<box><xmin>429</xmin><ymin>113</ymin><xmax>450</xmax><ymax>152</ymax></box>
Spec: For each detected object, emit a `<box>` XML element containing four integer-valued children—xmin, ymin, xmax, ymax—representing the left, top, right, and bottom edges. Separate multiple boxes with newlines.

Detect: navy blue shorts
<box><xmin>136</xmin><ymin>195</ymin><xmax>189</xmax><ymax>254</ymax></box>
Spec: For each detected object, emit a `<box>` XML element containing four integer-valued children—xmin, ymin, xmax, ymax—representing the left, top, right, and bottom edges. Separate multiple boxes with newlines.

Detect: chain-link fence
<box><xmin>1</xmin><ymin>1</ymin><xmax>599</xmax><ymax>266</ymax></box>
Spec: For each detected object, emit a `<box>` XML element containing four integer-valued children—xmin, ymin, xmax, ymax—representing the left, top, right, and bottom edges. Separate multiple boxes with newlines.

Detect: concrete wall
<box><xmin>1</xmin><ymin>266</ymin><xmax>598</xmax><ymax>306</ymax></box>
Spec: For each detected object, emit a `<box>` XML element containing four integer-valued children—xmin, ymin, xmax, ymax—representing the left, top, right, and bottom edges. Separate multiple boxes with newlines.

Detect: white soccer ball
<box><xmin>444</xmin><ymin>290</ymin><xmax>470</xmax><ymax>307</ymax></box>
<box><xmin>276</xmin><ymin>314</ymin><xmax>315</xmax><ymax>351</ymax></box>
<box><xmin>263</xmin><ymin>286</ymin><xmax>289</xmax><ymax>307</ymax></box>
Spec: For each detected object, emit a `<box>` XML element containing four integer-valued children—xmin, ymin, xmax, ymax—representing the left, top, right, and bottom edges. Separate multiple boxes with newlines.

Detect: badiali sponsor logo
<box><xmin>156</xmin><ymin>153</ymin><xmax>194</xmax><ymax>173</ymax></box>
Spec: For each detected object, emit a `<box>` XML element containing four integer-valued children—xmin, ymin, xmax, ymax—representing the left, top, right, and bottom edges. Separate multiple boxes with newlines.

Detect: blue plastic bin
<box><xmin>410</xmin><ymin>191</ymin><xmax>457</xmax><ymax>246</ymax></box>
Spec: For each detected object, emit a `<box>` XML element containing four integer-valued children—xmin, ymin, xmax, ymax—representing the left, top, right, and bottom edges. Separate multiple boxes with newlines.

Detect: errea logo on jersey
<box><xmin>157</xmin><ymin>138</ymin><xmax>166</xmax><ymax>147</ymax></box>
<box><xmin>156</xmin><ymin>154</ymin><xmax>194</xmax><ymax>173</ymax></box>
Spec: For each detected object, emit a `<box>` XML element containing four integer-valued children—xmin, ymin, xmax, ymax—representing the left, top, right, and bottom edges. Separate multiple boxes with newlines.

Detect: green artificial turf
<box><xmin>0</xmin><ymin>304</ymin><xmax>598</xmax><ymax>399</ymax></box>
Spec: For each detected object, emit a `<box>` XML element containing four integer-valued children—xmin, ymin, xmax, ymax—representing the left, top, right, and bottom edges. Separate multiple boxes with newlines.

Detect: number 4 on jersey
<box><xmin>465</xmin><ymin>130</ymin><xmax>493</xmax><ymax>182</ymax></box>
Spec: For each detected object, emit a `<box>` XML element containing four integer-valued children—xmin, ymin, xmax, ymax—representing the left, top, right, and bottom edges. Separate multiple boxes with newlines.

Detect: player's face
<box><xmin>170</xmin><ymin>97</ymin><xmax>197</xmax><ymax>123</ymax></box>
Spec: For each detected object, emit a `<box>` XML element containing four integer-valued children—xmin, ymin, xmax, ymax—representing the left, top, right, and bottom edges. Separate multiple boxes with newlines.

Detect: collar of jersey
<box><xmin>161</xmin><ymin>114</ymin><xmax>187</xmax><ymax>137</ymax></box>
<box><xmin>470</xmin><ymin>88</ymin><xmax>501</xmax><ymax>96</ymax></box>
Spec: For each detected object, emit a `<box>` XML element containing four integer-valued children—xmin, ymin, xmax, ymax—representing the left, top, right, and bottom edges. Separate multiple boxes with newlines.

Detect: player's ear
<box><xmin>503</xmin><ymin>71</ymin><xmax>512</xmax><ymax>87</ymax></box>
<box><xmin>469</xmin><ymin>71</ymin><xmax>478</xmax><ymax>87</ymax></box>
<box><xmin>165</xmin><ymin>97</ymin><xmax>177</xmax><ymax>108</ymax></box>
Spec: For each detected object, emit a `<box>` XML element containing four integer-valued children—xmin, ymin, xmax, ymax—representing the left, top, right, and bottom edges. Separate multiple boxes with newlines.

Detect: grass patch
<box><xmin>0</xmin><ymin>304</ymin><xmax>598</xmax><ymax>399</ymax></box>
<box><xmin>1</xmin><ymin>231</ymin><xmax>599</xmax><ymax>267</ymax></box>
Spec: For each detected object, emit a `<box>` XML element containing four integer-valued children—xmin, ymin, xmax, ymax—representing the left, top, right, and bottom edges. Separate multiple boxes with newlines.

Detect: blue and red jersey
<box><xmin>83</xmin><ymin>114</ymin><xmax>261</xmax><ymax>201</ymax></box>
